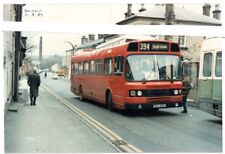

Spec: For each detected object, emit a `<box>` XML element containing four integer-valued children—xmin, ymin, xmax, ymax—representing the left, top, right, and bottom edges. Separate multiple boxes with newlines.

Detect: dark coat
<box><xmin>182</xmin><ymin>79</ymin><xmax>192</xmax><ymax>97</ymax></box>
<box><xmin>27</xmin><ymin>73</ymin><xmax>41</xmax><ymax>97</ymax></box>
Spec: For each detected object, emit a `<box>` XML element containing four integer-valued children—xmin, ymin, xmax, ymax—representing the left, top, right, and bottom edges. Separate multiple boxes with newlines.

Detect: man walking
<box><xmin>181</xmin><ymin>74</ymin><xmax>192</xmax><ymax>113</ymax></box>
<box><xmin>27</xmin><ymin>68</ymin><xmax>41</xmax><ymax>106</ymax></box>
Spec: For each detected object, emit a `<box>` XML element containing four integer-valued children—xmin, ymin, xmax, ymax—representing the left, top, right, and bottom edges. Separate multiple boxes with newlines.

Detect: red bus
<box><xmin>71</xmin><ymin>40</ymin><xmax>183</xmax><ymax>112</ymax></box>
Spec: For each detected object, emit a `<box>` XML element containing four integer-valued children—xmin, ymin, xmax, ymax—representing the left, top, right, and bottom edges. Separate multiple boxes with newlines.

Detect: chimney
<box><xmin>89</xmin><ymin>34</ymin><xmax>95</xmax><ymax>42</ymax></box>
<box><xmin>165</xmin><ymin>4</ymin><xmax>175</xmax><ymax>25</ymax></box>
<box><xmin>164</xmin><ymin>4</ymin><xmax>175</xmax><ymax>41</ymax></box>
<box><xmin>81</xmin><ymin>36</ymin><xmax>88</xmax><ymax>44</ymax></box>
<box><xmin>203</xmin><ymin>4</ymin><xmax>211</xmax><ymax>16</ymax></box>
<box><xmin>139</xmin><ymin>4</ymin><xmax>146</xmax><ymax>12</ymax></box>
<box><xmin>125</xmin><ymin>4</ymin><xmax>134</xmax><ymax>19</ymax></box>
<box><xmin>213</xmin><ymin>4</ymin><xmax>221</xmax><ymax>20</ymax></box>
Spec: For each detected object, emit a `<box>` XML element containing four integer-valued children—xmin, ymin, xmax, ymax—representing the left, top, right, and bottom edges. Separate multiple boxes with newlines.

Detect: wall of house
<box><xmin>4</xmin><ymin>32</ymin><xmax>15</xmax><ymax>109</ymax></box>
<box><xmin>3</xmin><ymin>5</ymin><xmax>16</xmax><ymax>111</ymax></box>
<box><xmin>3</xmin><ymin>5</ymin><xmax>15</xmax><ymax>21</ymax></box>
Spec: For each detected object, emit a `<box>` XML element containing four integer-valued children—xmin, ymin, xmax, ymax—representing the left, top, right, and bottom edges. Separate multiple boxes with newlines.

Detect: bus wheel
<box><xmin>79</xmin><ymin>86</ymin><xmax>84</xmax><ymax>101</ymax></box>
<box><xmin>107</xmin><ymin>92</ymin><xmax>114</xmax><ymax>112</ymax></box>
<box><xmin>152</xmin><ymin>108</ymin><xmax>159</xmax><ymax>114</ymax></box>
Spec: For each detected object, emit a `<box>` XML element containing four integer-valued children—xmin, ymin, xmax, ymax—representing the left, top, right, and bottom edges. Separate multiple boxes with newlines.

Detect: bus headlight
<box><xmin>174</xmin><ymin>89</ymin><xmax>179</xmax><ymax>95</ymax></box>
<box><xmin>130</xmin><ymin>90</ymin><xmax>136</xmax><ymax>97</ymax></box>
<box><xmin>137</xmin><ymin>90</ymin><xmax>142</xmax><ymax>96</ymax></box>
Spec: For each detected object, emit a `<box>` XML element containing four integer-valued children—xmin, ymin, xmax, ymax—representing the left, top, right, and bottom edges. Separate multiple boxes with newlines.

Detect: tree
<box><xmin>40</xmin><ymin>55</ymin><xmax>63</xmax><ymax>70</ymax></box>
<box><xmin>23</xmin><ymin>33</ymin><xmax>38</xmax><ymax>53</ymax></box>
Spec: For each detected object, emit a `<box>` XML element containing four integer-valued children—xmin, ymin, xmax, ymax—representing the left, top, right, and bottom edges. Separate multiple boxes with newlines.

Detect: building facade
<box><xmin>4</xmin><ymin>4</ymin><xmax>26</xmax><ymax>113</ymax></box>
<box><xmin>116</xmin><ymin>4</ymin><xmax>222</xmax><ymax>61</ymax></box>
<box><xmin>3</xmin><ymin>5</ymin><xmax>16</xmax><ymax>111</ymax></box>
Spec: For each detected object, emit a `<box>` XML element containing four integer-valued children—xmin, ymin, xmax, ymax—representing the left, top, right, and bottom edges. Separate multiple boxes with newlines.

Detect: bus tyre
<box><xmin>107</xmin><ymin>92</ymin><xmax>114</xmax><ymax>112</ymax></box>
<box><xmin>79</xmin><ymin>87</ymin><xmax>84</xmax><ymax>101</ymax></box>
<box><xmin>152</xmin><ymin>108</ymin><xmax>159</xmax><ymax>114</ymax></box>
<box><xmin>125</xmin><ymin>109</ymin><xmax>136</xmax><ymax>116</ymax></box>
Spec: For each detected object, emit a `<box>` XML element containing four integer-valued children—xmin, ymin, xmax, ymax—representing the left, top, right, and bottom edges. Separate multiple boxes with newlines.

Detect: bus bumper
<box><xmin>124</xmin><ymin>96</ymin><xmax>183</xmax><ymax>110</ymax></box>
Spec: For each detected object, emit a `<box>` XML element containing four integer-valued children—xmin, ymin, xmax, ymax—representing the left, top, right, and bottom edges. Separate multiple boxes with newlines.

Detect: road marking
<box><xmin>42</xmin><ymin>84</ymin><xmax>142</xmax><ymax>153</ymax></box>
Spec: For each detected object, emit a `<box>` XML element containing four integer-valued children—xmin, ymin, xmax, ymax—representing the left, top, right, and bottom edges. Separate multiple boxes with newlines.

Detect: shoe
<box><xmin>181</xmin><ymin>110</ymin><xmax>187</xmax><ymax>113</ymax></box>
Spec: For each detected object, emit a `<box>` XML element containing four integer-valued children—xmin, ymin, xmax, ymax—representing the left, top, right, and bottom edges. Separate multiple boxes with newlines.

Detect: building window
<box><xmin>178</xmin><ymin>36</ymin><xmax>186</xmax><ymax>47</ymax></box>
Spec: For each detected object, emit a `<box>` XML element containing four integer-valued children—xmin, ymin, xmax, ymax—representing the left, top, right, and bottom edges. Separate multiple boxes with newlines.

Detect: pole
<box><xmin>64</xmin><ymin>42</ymin><xmax>76</xmax><ymax>79</ymax></box>
<box><xmin>65</xmin><ymin>41</ymin><xmax>75</xmax><ymax>55</ymax></box>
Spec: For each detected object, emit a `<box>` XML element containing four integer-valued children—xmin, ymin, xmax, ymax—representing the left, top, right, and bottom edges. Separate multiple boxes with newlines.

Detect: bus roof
<box><xmin>72</xmin><ymin>40</ymin><xmax>180</xmax><ymax>62</ymax></box>
<box><xmin>201</xmin><ymin>37</ymin><xmax>224</xmax><ymax>52</ymax></box>
<box><xmin>96</xmin><ymin>35</ymin><xmax>156</xmax><ymax>49</ymax></box>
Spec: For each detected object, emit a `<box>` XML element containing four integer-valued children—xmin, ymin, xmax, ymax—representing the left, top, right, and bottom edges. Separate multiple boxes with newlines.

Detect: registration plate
<box><xmin>153</xmin><ymin>104</ymin><xmax>166</xmax><ymax>108</ymax></box>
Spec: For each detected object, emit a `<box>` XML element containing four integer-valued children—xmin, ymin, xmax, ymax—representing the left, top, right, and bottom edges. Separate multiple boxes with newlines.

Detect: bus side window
<box><xmin>215</xmin><ymin>51</ymin><xmax>222</xmax><ymax>77</ymax></box>
<box><xmin>114</xmin><ymin>56</ymin><xmax>124</xmax><ymax>75</ymax></box>
<box><xmin>74</xmin><ymin>63</ymin><xmax>79</xmax><ymax>75</ymax></box>
<box><xmin>203</xmin><ymin>53</ymin><xmax>212</xmax><ymax>77</ymax></box>
<box><xmin>104</xmin><ymin>58</ymin><xmax>112</xmax><ymax>75</ymax></box>
<box><xmin>83</xmin><ymin>61</ymin><xmax>89</xmax><ymax>75</ymax></box>
<box><xmin>78</xmin><ymin>62</ymin><xmax>83</xmax><ymax>75</ymax></box>
<box><xmin>90</xmin><ymin>60</ymin><xmax>95</xmax><ymax>75</ymax></box>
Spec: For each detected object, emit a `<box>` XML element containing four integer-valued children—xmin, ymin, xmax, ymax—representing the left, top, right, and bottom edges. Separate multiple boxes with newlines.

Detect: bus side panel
<box><xmin>198</xmin><ymin>77</ymin><xmax>222</xmax><ymax>118</ymax></box>
<box><xmin>198</xmin><ymin>79</ymin><xmax>213</xmax><ymax>100</ymax></box>
<box><xmin>81</xmin><ymin>76</ymin><xmax>92</xmax><ymax>98</ymax></box>
<box><xmin>198</xmin><ymin>99</ymin><xmax>222</xmax><ymax>118</ymax></box>
<box><xmin>110</xmin><ymin>76</ymin><xmax>126</xmax><ymax>108</ymax></box>
<box><xmin>71</xmin><ymin>76</ymin><xmax>80</xmax><ymax>96</ymax></box>
<box><xmin>90</xmin><ymin>76</ymin><xmax>109</xmax><ymax>104</ymax></box>
<box><xmin>212</xmin><ymin>79</ymin><xmax>222</xmax><ymax>101</ymax></box>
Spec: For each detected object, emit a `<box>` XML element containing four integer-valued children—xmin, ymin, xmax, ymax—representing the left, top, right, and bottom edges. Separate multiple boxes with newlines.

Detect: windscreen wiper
<box><xmin>142</xmin><ymin>55</ymin><xmax>157</xmax><ymax>84</ymax></box>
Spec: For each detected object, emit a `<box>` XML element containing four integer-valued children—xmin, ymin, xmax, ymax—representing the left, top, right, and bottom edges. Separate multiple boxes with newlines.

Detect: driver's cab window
<box><xmin>114</xmin><ymin>56</ymin><xmax>124</xmax><ymax>75</ymax></box>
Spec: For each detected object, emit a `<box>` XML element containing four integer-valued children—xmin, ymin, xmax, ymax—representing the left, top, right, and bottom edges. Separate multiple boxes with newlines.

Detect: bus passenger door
<box><xmin>110</xmin><ymin>56</ymin><xmax>125</xmax><ymax>106</ymax></box>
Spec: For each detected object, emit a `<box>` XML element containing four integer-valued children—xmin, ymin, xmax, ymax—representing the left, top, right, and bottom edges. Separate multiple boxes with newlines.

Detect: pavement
<box><xmin>4</xmin><ymin>78</ymin><xmax>118</xmax><ymax>153</ymax></box>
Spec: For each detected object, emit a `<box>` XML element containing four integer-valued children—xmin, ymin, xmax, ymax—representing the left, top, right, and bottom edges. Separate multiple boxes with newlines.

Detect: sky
<box><xmin>21</xmin><ymin>3</ymin><xmax>219</xmax><ymax>56</ymax></box>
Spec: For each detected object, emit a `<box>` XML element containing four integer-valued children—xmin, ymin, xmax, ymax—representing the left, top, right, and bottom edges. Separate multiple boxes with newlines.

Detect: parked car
<box><xmin>52</xmin><ymin>73</ymin><xmax>58</xmax><ymax>80</ymax></box>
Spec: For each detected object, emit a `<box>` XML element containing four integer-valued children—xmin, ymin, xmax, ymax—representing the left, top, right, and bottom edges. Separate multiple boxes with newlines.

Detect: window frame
<box><xmin>178</xmin><ymin>35</ymin><xmax>186</xmax><ymax>47</ymax></box>
<box><xmin>203</xmin><ymin>52</ymin><xmax>212</xmax><ymax>77</ymax></box>
<box><xmin>96</xmin><ymin>59</ymin><xmax>104</xmax><ymax>76</ymax></box>
<box><xmin>104</xmin><ymin>58</ymin><xmax>112</xmax><ymax>76</ymax></box>
<box><xmin>215</xmin><ymin>51</ymin><xmax>222</xmax><ymax>77</ymax></box>
<box><xmin>90</xmin><ymin>60</ymin><xmax>96</xmax><ymax>75</ymax></box>
<box><xmin>114</xmin><ymin>56</ymin><xmax>124</xmax><ymax>75</ymax></box>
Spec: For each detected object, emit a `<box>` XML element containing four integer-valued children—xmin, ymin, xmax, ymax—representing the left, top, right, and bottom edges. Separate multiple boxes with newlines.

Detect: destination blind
<box><xmin>140</xmin><ymin>42</ymin><xmax>169</xmax><ymax>51</ymax></box>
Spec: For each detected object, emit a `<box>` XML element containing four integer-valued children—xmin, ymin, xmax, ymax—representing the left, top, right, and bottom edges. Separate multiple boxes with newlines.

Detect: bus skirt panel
<box><xmin>124</xmin><ymin>96</ymin><xmax>183</xmax><ymax>110</ymax></box>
